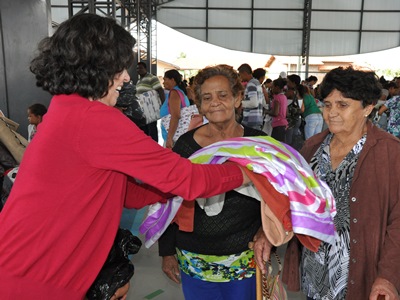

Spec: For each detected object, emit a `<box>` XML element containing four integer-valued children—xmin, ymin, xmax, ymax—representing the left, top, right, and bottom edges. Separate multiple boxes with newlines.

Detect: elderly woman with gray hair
<box><xmin>254</xmin><ymin>66</ymin><xmax>400</xmax><ymax>300</ymax></box>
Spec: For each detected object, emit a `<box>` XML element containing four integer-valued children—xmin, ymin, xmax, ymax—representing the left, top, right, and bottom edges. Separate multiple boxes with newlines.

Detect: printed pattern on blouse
<box><xmin>176</xmin><ymin>248</ymin><xmax>256</xmax><ymax>282</ymax></box>
<box><xmin>301</xmin><ymin>133</ymin><xmax>366</xmax><ymax>300</ymax></box>
<box><xmin>385</xmin><ymin>95</ymin><xmax>400</xmax><ymax>138</ymax></box>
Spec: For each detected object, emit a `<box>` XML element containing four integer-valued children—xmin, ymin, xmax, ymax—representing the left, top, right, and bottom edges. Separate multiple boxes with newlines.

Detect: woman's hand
<box><xmin>249</xmin><ymin>227</ymin><xmax>273</xmax><ymax>274</ymax></box>
<box><xmin>165</xmin><ymin>137</ymin><xmax>174</xmax><ymax>149</ymax></box>
<box><xmin>110</xmin><ymin>282</ymin><xmax>130</xmax><ymax>300</ymax></box>
<box><xmin>162</xmin><ymin>255</ymin><xmax>181</xmax><ymax>284</ymax></box>
<box><xmin>369</xmin><ymin>277</ymin><xmax>399</xmax><ymax>300</ymax></box>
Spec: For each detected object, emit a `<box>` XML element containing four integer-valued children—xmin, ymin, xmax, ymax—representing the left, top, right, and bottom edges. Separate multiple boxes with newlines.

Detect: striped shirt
<box><xmin>241</xmin><ymin>78</ymin><xmax>264</xmax><ymax>129</ymax></box>
<box><xmin>136</xmin><ymin>72</ymin><xmax>162</xmax><ymax>94</ymax></box>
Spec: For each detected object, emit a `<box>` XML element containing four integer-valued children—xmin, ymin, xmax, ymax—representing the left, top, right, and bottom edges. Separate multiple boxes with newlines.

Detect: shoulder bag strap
<box><xmin>168</xmin><ymin>89</ymin><xmax>186</xmax><ymax>113</ymax></box>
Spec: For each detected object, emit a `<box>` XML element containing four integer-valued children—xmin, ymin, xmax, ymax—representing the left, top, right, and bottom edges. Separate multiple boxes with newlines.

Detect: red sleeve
<box><xmin>79</xmin><ymin>107</ymin><xmax>244</xmax><ymax>202</ymax></box>
<box><xmin>124</xmin><ymin>177</ymin><xmax>171</xmax><ymax>209</ymax></box>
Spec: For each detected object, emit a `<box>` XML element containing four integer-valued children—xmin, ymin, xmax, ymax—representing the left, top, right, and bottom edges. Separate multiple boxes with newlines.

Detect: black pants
<box><xmin>140</xmin><ymin>121</ymin><xmax>158</xmax><ymax>142</ymax></box>
<box><xmin>271</xmin><ymin>126</ymin><xmax>286</xmax><ymax>143</ymax></box>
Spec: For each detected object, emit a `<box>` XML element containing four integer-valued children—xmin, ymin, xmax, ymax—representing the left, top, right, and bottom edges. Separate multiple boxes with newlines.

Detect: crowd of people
<box><xmin>0</xmin><ymin>12</ymin><xmax>399</xmax><ymax>300</ymax></box>
<box><xmin>157</xmin><ymin>66</ymin><xmax>400</xmax><ymax>300</ymax></box>
<box><xmin>374</xmin><ymin>77</ymin><xmax>400</xmax><ymax>139</ymax></box>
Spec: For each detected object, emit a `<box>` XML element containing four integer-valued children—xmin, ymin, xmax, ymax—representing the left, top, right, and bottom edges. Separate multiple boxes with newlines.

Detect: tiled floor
<box><xmin>124</xmin><ymin>208</ymin><xmax>306</xmax><ymax>300</ymax></box>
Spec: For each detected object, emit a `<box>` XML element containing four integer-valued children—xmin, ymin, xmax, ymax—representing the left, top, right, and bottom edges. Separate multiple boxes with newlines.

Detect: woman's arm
<box><xmin>262</xmin><ymin>86</ymin><xmax>270</xmax><ymax>105</ymax></box>
<box><xmin>241</xmin><ymin>82</ymin><xmax>260</xmax><ymax>109</ymax></box>
<box><xmin>124</xmin><ymin>177</ymin><xmax>171</xmax><ymax>209</ymax></box>
<box><xmin>378</xmin><ymin>104</ymin><xmax>388</xmax><ymax>116</ymax></box>
<box><xmin>268</xmin><ymin>99</ymin><xmax>280</xmax><ymax>116</ymax></box>
<box><xmin>166</xmin><ymin>90</ymin><xmax>181</xmax><ymax>149</ymax></box>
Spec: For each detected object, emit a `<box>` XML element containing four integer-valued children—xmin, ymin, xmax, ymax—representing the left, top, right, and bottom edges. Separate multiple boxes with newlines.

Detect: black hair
<box><xmin>287</xmin><ymin>74</ymin><xmax>301</xmax><ymax>86</ymax></box>
<box><xmin>237</xmin><ymin>63</ymin><xmax>252</xmax><ymax>74</ymax></box>
<box><xmin>28</xmin><ymin>103</ymin><xmax>47</xmax><ymax>116</ymax></box>
<box><xmin>306</xmin><ymin>75</ymin><xmax>318</xmax><ymax>83</ymax></box>
<box><xmin>287</xmin><ymin>74</ymin><xmax>307</xmax><ymax>98</ymax></box>
<box><xmin>252</xmin><ymin>68</ymin><xmax>266</xmax><ymax>80</ymax></box>
<box><xmin>164</xmin><ymin>69</ymin><xmax>187</xmax><ymax>95</ymax></box>
<box><xmin>379</xmin><ymin>76</ymin><xmax>387</xmax><ymax>85</ymax></box>
<box><xmin>30</xmin><ymin>13</ymin><xmax>136</xmax><ymax>100</ymax></box>
<box><xmin>272</xmin><ymin>77</ymin><xmax>286</xmax><ymax>90</ymax></box>
<box><xmin>319</xmin><ymin>66</ymin><xmax>382</xmax><ymax>107</ymax></box>
<box><xmin>384</xmin><ymin>81</ymin><xmax>398</xmax><ymax>90</ymax></box>
<box><xmin>137</xmin><ymin>61</ymin><xmax>147</xmax><ymax>69</ymax></box>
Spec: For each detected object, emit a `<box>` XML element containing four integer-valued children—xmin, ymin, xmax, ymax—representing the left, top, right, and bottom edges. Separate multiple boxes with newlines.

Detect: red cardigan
<box><xmin>0</xmin><ymin>94</ymin><xmax>243</xmax><ymax>299</ymax></box>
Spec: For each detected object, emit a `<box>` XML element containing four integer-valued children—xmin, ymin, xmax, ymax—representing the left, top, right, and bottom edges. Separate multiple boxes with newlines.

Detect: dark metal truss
<box><xmin>302</xmin><ymin>0</ymin><xmax>312</xmax><ymax>75</ymax></box>
<box><xmin>51</xmin><ymin>0</ymin><xmax>174</xmax><ymax>75</ymax></box>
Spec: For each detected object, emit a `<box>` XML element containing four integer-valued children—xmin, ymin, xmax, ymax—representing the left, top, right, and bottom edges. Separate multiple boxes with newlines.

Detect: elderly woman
<box><xmin>254</xmin><ymin>66</ymin><xmax>400</xmax><ymax>300</ymax></box>
<box><xmin>160</xmin><ymin>69</ymin><xmax>191</xmax><ymax>148</ymax></box>
<box><xmin>0</xmin><ymin>15</ymin><xmax>251</xmax><ymax>300</ymax></box>
<box><xmin>159</xmin><ymin>65</ymin><xmax>267</xmax><ymax>300</ymax></box>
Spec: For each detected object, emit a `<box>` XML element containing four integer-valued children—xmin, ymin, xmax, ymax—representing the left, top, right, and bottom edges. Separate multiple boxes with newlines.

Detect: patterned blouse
<box><xmin>385</xmin><ymin>95</ymin><xmax>400</xmax><ymax>138</ymax></box>
<box><xmin>301</xmin><ymin>133</ymin><xmax>366</xmax><ymax>300</ymax></box>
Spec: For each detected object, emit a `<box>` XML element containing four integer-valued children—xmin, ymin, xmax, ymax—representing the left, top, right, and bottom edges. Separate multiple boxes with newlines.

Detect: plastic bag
<box><xmin>0</xmin><ymin>141</ymin><xmax>18</xmax><ymax>174</ymax></box>
<box><xmin>115</xmin><ymin>81</ymin><xmax>147</xmax><ymax>127</ymax></box>
<box><xmin>86</xmin><ymin>228</ymin><xmax>142</xmax><ymax>300</ymax></box>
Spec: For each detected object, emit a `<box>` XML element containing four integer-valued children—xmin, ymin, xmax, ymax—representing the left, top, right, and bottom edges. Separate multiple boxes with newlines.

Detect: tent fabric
<box><xmin>156</xmin><ymin>0</ymin><xmax>400</xmax><ymax>56</ymax></box>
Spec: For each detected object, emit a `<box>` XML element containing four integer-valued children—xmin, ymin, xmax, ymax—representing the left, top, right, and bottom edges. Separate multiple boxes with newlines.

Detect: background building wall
<box><xmin>0</xmin><ymin>0</ymin><xmax>52</xmax><ymax>138</ymax></box>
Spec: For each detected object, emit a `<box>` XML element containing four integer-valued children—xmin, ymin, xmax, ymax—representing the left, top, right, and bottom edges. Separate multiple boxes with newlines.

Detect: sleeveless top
<box><xmin>160</xmin><ymin>86</ymin><xmax>190</xmax><ymax>140</ymax></box>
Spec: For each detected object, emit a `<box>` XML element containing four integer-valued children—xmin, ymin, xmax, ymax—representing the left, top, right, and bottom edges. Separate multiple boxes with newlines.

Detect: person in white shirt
<box><xmin>27</xmin><ymin>103</ymin><xmax>47</xmax><ymax>142</ymax></box>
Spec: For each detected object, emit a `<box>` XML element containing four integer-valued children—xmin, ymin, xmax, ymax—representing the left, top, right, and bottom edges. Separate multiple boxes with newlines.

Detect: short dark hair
<box><xmin>385</xmin><ymin>81</ymin><xmax>398</xmax><ymax>90</ymax></box>
<box><xmin>28</xmin><ymin>103</ymin><xmax>47</xmax><ymax>116</ymax></box>
<box><xmin>273</xmin><ymin>77</ymin><xmax>286</xmax><ymax>90</ymax></box>
<box><xmin>137</xmin><ymin>61</ymin><xmax>147</xmax><ymax>69</ymax></box>
<box><xmin>287</xmin><ymin>74</ymin><xmax>301</xmax><ymax>86</ymax></box>
<box><xmin>237</xmin><ymin>63</ymin><xmax>252</xmax><ymax>74</ymax></box>
<box><xmin>252</xmin><ymin>68</ymin><xmax>266</xmax><ymax>80</ymax></box>
<box><xmin>319</xmin><ymin>66</ymin><xmax>381</xmax><ymax>107</ymax></box>
<box><xmin>306</xmin><ymin>75</ymin><xmax>318</xmax><ymax>83</ymax></box>
<box><xmin>30</xmin><ymin>13</ymin><xmax>136</xmax><ymax>100</ymax></box>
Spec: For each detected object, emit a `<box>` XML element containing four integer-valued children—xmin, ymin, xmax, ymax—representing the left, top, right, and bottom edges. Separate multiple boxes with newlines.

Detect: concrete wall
<box><xmin>0</xmin><ymin>0</ymin><xmax>52</xmax><ymax>138</ymax></box>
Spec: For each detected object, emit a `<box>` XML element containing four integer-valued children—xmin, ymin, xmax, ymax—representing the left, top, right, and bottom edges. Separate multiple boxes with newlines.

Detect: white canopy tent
<box><xmin>156</xmin><ymin>0</ymin><xmax>400</xmax><ymax>57</ymax></box>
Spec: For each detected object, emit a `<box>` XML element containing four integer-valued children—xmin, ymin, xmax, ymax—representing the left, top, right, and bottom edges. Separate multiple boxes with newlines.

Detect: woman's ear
<box><xmin>234</xmin><ymin>96</ymin><xmax>242</xmax><ymax>108</ymax></box>
<box><xmin>234</xmin><ymin>92</ymin><xmax>243</xmax><ymax>108</ymax></box>
<box><xmin>364</xmin><ymin>104</ymin><xmax>374</xmax><ymax>117</ymax></box>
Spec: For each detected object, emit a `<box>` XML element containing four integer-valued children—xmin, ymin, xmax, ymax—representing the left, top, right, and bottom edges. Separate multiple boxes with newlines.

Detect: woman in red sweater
<box><xmin>0</xmin><ymin>14</ymin><xmax>249</xmax><ymax>300</ymax></box>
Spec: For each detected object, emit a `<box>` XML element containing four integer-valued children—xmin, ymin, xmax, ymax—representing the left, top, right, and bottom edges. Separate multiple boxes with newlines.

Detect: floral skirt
<box><xmin>176</xmin><ymin>248</ymin><xmax>256</xmax><ymax>282</ymax></box>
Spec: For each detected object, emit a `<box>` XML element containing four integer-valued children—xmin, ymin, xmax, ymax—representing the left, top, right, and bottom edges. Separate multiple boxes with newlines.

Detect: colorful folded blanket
<box><xmin>140</xmin><ymin>136</ymin><xmax>336</xmax><ymax>248</ymax></box>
